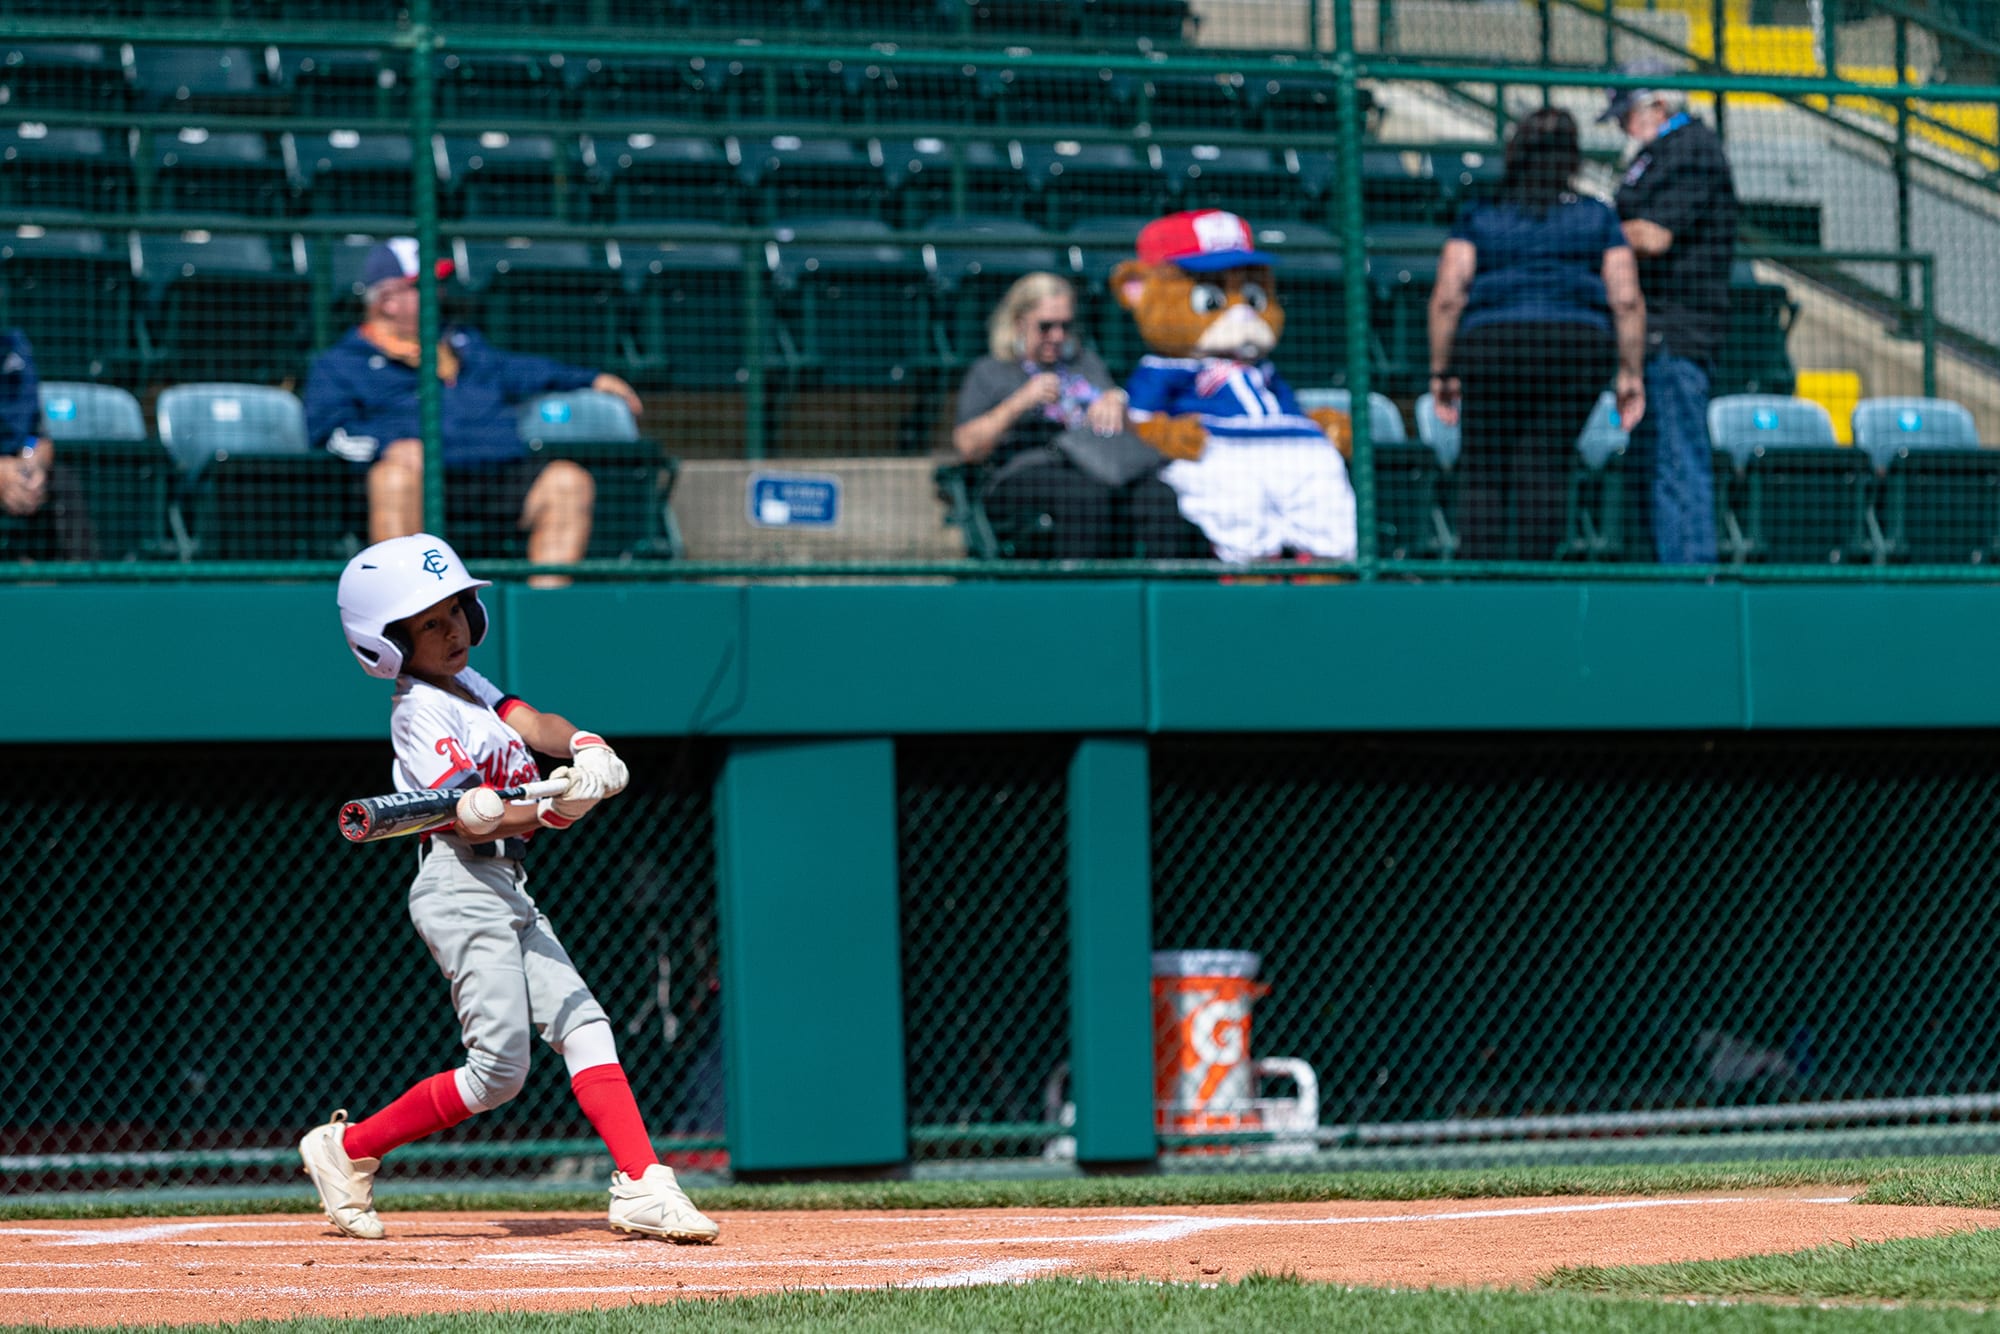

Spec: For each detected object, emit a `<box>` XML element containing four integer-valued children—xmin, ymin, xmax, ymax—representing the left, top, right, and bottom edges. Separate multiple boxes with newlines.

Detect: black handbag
<box><xmin>1050</xmin><ymin>426</ymin><xmax>1166</xmax><ymax>488</ymax></box>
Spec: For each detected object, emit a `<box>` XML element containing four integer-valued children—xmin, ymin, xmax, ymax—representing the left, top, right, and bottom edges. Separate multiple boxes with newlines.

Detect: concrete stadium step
<box><xmin>673</xmin><ymin>456</ymin><xmax>960</xmax><ymax>562</ymax></box>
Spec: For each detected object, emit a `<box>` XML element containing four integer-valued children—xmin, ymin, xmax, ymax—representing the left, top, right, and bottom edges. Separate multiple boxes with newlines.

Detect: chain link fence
<box><xmin>1153</xmin><ymin>731</ymin><xmax>2000</xmax><ymax>1153</ymax></box>
<box><xmin>14</xmin><ymin>728</ymin><xmax>2000</xmax><ymax>1192</ymax></box>
<box><xmin>1</xmin><ymin>738</ymin><xmax>722</xmax><ymax>1193</ymax></box>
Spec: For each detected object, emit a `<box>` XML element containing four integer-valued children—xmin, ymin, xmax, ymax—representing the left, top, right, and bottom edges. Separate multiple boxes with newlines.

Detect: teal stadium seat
<box><xmin>1412</xmin><ymin>389</ymin><xmax>1463</xmax><ymax>464</ymax></box>
<box><xmin>1083</xmin><ymin>0</ymin><xmax>1194</xmax><ymax>43</ymax></box>
<box><xmin>1257</xmin><ymin>221</ymin><xmax>1351</xmax><ymax>386</ymax></box>
<box><xmin>0</xmin><ymin>124</ymin><xmax>133</xmax><ymax>214</ymax></box>
<box><xmin>587</xmin><ymin>133</ymin><xmax>743</xmax><ymax>224</ymax></box>
<box><xmin>515</xmin><ymin>388</ymin><xmax>683</xmax><ymax>560</ymax></box>
<box><xmin>769</xmin><ymin>61</ymin><xmax>865</xmax><ymax>126</ymax></box>
<box><xmin>883</xmin><ymin>137</ymin><xmax>1024</xmax><ymax>224</ymax></box>
<box><xmin>1255</xmin><ymin>71</ymin><xmax>1337</xmax><ymax>132</ymax></box>
<box><xmin>1019</xmin><ymin>138</ymin><xmax>1166</xmax><ymax>228</ymax></box>
<box><xmin>1360</xmin><ymin>149</ymin><xmax>1449</xmax><ymax>225</ymax></box>
<box><xmin>149</xmin><ymin>127</ymin><xmax>293</xmax><ymax>217</ymax></box>
<box><xmin>1708</xmin><ymin>393</ymin><xmax>1878</xmax><ymax>565</ymax></box>
<box><xmin>967</xmin><ymin>0</ymin><xmax>1087</xmax><ymax>41</ymax></box>
<box><xmin>1161</xmin><ymin>144</ymin><xmax>1311</xmax><ymax>221</ymax></box>
<box><xmin>768</xmin><ymin>218</ymin><xmax>937</xmax><ymax>390</ymax></box>
<box><xmin>435</xmin><ymin>53</ymin><xmax>565</xmax><ymax>120</ymax></box>
<box><xmin>135</xmin><ymin>231</ymin><xmax>311</xmax><ymax>386</ymax></box>
<box><xmin>568</xmin><ymin>56</ymin><xmax>731</xmax><ymax>122</ymax></box>
<box><xmin>867</xmin><ymin>65</ymin><xmax>1010</xmax><ymax>128</ymax></box>
<box><xmin>0</xmin><ymin>43</ymin><xmax>134</xmax><ymax>112</ymax></box>
<box><xmin>453</xmin><ymin>237</ymin><xmax>627</xmax><ymax>374</ymax></box>
<box><xmin>1132</xmin><ymin>72</ymin><xmax>1253</xmax><ymax>130</ymax></box>
<box><xmin>157</xmin><ymin>382</ymin><xmax>360</xmax><ymax>560</ymax></box>
<box><xmin>744</xmin><ymin>136</ymin><xmax>886</xmax><ymax>222</ymax></box>
<box><xmin>441</xmin><ymin>131</ymin><xmax>575</xmax><ymax>222</ymax></box>
<box><xmin>1296</xmin><ymin>385</ymin><xmax>1405</xmax><ymax>446</ymax></box>
<box><xmin>990</xmin><ymin>64</ymin><xmax>1125</xmax><ymax>128</ymax></box>
<box><xmin>1853</xmin><ymin>395</ymin><xmax>2000</xmax><ymax>565</ymax></box>
<box><xmin>1304</xmin><ymin>386</ymin><xmax>1452</xmax><ymax>562</ymax></box>
<box><xmin>619</xmin><ymin>239</ymin><xmax>757</xmax><ymax>391</ymax></box>
<box><xmin>1434</xmin><ymin>145</ymin><xmax>1505</xmax><ymax>212</ymax></box>
<box><xmin>1364</xmin><ymin>227</ymin><xmax>1445</xmax><ymax>394</ymax></box>
<box><xmin>293</xmin><ymin>130</ymin><xmax>415</xmax><ymax>220</ymax></box>
<box><xmin>0</xmin><ymin>226</ymin><xmax>133</xmax><ymax>382</ymax></box>
<box><xmin>1716</xmin><ymin>261</ymin><xmax>1797</xmax><ymax>397</ymax></box>
<box><xmin>130</xmin><ymin>46</ymin><xmax>285</xmax><ymax>115</ymax></box>
<box><xmin>1561</xmin><ymin>391</ymin><xmax>1634</xmax><ymax>561</ymax></box>
<box><xmin>156</xmin><ymin>382</ymin><xmax>309</xmax><ymax>473</ymax></box>
<box><xmin>433</xmin><ymin>0</ymin><xmax>562</xmax><ymax>23</ymax></box>
<box><xmin>35</xmin><ymin>381</ymin><xmax>175</xmax><ymax>561</ymax></box>
<box><xmin>280</xmin><ymin>47</ymin><xmax>407</xmax><ymax>121</ymax></box>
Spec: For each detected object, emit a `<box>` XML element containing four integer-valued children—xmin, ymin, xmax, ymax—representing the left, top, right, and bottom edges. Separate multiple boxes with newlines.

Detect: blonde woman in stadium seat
<box><xmin>952</xmin><ymin>272</ymin><xmax>1207</xmax><ymax>560</ymax></box>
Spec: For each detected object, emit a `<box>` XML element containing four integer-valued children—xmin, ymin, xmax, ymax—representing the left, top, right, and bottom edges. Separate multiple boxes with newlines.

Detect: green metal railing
<box><xmin>0</xmin><ymin>6</ymin><xmax>1993</xmax><ymax>581</ymax></box>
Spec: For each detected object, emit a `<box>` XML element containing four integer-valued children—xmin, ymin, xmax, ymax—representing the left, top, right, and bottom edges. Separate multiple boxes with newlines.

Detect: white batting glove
<box><xmin>537</xmin><ymin>765</ymin><xmax>606</xmax><ymax>829</ymax></box>
<box><xmin>455</xmin><ymin>786</ymin><xmax>507</xmax><ymax>838</ymax></box>
<box><xmin>569</xmin><ymin>731</ymin><xmax>628</xmax><ymax>798</ymax></box>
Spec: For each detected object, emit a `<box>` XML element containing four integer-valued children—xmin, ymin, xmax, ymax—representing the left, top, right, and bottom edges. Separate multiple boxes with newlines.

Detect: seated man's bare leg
<box><xmin>367</xmin><ymin>440</ymin><xmax>426</xmax><ymax>543</ymax></box>
<box><xmin>521</xmin><ymin>459</ymin><xmax>595</xmax><ymax>589</ymax></box>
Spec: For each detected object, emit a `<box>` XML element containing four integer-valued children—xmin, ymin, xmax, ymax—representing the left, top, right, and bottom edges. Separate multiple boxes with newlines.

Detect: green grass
<box><xmin>1549</xmin><ymin>1228</ymin><xmax>2000</xmax><ymax>1304</ymax></box>
<box><xmin>11</xmin><ymin>1154</ymin><xmax>2000</xmax><ymax>1220</ymax></box>
<box><xmin>5</xmin><ymin>1276</ymin><xmax>1998</xmax><ymax>1334</ymax></box>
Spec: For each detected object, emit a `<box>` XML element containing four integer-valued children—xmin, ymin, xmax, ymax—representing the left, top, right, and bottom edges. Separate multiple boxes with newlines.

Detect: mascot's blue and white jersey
<box><xmin>1124</xmin><ymin>355</ymin><xmax>1327</xmax><ymax>441</ymax></box>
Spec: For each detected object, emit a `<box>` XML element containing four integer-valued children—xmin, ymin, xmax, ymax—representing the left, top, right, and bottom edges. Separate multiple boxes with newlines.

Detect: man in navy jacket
<box><xmin>0</xmin><ymin>330</ymin><xmax>96</xmax><ymax>560</ymax></box>
<box><xmin>305</xmin><ymin>238</ymin><xmax>642</xmax><ymax>584</ymax></box>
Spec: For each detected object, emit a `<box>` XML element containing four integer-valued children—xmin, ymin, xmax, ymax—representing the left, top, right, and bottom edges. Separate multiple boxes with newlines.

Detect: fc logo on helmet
<box><xmin>421</xmin><ymin>549</ymin><xmax>450</xmax><ymax>579</ymax></box>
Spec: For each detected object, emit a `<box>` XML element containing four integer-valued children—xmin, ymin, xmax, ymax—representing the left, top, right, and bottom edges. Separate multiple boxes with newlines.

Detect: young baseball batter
<box><xmin>303</xmin><ymin>532</ymin><xmax>718</xmax><ymax>1244</ymax></box>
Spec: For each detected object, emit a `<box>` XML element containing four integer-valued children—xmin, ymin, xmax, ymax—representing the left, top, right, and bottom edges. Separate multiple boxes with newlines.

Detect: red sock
<box><xmin>343</xmin><ymin>1071</ymin><xmax>471</xmax><ymax>1162</ymax></box>
<box><xmin>571</xmin><ymin>1063</ymin><xmax>658</xmax><ymax>1179</ymax></box>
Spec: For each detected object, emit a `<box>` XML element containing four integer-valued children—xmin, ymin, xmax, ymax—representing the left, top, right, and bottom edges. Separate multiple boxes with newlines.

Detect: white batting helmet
<box><xmin>337</xmin><ymin>533</ymin><xmax>491</xmax><ymax>679</ymax></box>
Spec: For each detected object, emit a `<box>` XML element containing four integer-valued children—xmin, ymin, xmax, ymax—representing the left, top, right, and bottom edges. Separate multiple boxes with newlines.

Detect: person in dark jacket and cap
<box><xmin>304</xmin><ymin>237</ymin><xmax>643</xmax><ymax>585</ymax></box>
<box><xmin>1601</xmin><ymin>74</ymin><xmax>1738</xmax><ymax>565</ymax></box>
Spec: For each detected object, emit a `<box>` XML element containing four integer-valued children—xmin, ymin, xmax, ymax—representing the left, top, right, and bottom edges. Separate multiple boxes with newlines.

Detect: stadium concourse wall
<box><xmin>13</xmin><ymin>577</ymin><xmax>2000</xmax><ymax>1176</ymax></box>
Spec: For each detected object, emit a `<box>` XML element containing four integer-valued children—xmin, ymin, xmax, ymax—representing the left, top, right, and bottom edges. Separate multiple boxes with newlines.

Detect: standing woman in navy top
<box><xmin>1427</xmin><ymin>108</ymin><xmax>1647</xmax><ymax>561</ymax></box>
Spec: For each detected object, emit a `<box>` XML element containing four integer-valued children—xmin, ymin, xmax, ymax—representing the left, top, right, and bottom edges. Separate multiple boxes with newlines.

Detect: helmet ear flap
<box><xmin>459</xmin><ymin>590</ymin><xmax>489</xmax><ymax>647</ymax></box>
<box><xmin>384</xmin><ymin>623</ymin><xmax>414</xmax><ymax>670</ymax></box>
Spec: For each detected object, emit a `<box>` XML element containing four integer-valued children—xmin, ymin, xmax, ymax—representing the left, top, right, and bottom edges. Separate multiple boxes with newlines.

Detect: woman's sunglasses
<box><xmin>1036</xmin><ymin>319</ymin><xmax>1073</xmax><ymax>334</ymax></box>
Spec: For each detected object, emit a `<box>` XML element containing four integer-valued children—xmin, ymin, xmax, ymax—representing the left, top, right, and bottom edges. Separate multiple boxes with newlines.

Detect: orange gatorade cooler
<box><xmin>1152</xmin><ymin>949</ymin><xmax>1270</xmax><ymax>1136</ymax></box>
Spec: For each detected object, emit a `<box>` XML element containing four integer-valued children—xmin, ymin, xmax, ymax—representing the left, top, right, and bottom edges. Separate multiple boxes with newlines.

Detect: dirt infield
<box><xmin>6</xmin><ymin>1192</ymin><xmax>2000</xmax><ymax>1326</ymax></box>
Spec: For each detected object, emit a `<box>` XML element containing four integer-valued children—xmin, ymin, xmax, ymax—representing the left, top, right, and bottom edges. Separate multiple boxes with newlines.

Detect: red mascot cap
<box><xmin>1135</xmin><ymin>209</ymin><xmax>1278</xmax><ymax>273</ymax></box>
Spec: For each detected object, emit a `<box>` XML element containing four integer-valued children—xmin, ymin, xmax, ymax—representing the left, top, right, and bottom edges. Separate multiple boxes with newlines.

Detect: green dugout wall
<box><xmin>11</xmin><ymin>580</ymin><xmax>2000</xmax><ymax>1176</ymax></box>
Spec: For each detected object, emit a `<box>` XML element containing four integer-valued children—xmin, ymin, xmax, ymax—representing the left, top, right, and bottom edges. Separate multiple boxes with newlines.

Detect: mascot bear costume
<box><xmin>1112</xmin><ymin>209</ymin><xmax>1358</xmax><ymax>563</ymax></box>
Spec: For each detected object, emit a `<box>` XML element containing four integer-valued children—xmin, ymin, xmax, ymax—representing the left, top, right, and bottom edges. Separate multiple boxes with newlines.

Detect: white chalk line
<box><xmin>900</xmin><ymin>1259</ymin><xmax>1070</xmax><ymax>1288</ymax></box>
<box><xmin>891</xmin><ymin>1196</ymin><xmax>1864</xmax><ymax>1246</ymax></box>
<box><xmin>0</xmin><ymin>1221</ymin><xmax>328</xmax><ymax>1247</ymax></box>
<box><xmin>0</xmin><ymin>1194</ymin><xmax>1873</xmax><ymax>1308</ymax></box>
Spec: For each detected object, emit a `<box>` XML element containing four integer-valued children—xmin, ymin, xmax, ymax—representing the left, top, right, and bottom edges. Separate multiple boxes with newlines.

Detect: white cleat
<box><xmin>608</xmin><ymin>1163</ymin><xmax>720</xmax><ymax>1244</ymax></box>
<box><xmin>298</xmin><ymin>1109</ymin><xmax>385</xmax><ymax>1240</ymax></box>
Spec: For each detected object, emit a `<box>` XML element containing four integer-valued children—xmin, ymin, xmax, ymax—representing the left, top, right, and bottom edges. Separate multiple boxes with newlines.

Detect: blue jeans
<box><xmin>1627</xmin><ymin>351</ymin><xmax>1716</xmax><ymax>564</ymax></box>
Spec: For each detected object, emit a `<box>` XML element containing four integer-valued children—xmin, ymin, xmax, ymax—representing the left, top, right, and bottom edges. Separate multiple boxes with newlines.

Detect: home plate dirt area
<box><xmin>7</xmin><ymin>1193</ymin><xmax>2000</xmax><ymax>1325</ymax></box>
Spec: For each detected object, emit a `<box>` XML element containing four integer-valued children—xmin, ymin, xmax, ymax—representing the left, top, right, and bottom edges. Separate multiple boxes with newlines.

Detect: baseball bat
<box><xmin>338</xmin><ymin>779</ymin><xmax>568</xmax><ymax>844</ymax></box>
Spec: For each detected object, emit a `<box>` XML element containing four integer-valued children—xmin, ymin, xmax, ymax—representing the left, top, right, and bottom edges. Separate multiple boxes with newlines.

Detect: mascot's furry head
<box><xmin>1110</xmin><ymin>210</ymin><xmax>1350</xmax><ymax>461</ymax></box>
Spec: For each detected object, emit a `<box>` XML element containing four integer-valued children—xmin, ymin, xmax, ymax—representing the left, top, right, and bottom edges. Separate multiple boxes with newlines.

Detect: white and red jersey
<box><xmin>390</xmin><ymin>667</ymin><xmax>543</xmax><ymax>797</ymax></box>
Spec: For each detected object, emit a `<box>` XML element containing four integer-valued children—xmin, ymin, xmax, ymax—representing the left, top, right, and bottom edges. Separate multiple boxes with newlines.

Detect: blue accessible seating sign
<box><xmin>748</xmin><ymin>473</ymin><xmax>842</xmax><ymax>528</ymax></box>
